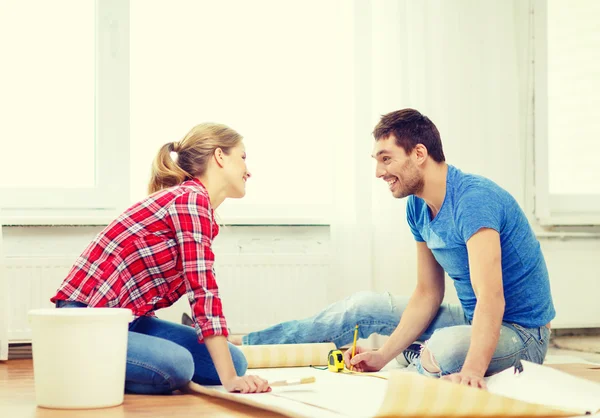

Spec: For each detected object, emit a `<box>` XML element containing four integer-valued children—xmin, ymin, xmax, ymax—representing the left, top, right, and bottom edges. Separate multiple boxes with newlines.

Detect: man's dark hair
<box><xmin>373</xmin><ymin>109</ymin><xmax>445</xmax><ymax>163</ymax></box>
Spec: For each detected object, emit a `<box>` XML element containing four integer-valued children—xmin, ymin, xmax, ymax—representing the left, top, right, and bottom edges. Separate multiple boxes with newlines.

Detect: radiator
<box><xmin>0</xmin><ymin>254</ymin><xmax>331</xmax><ymax>359</ymax></box>
<box><xmin>3</xmin><ymin>257</ymin><xmax>72</xmax><ymax>343</ymax></box>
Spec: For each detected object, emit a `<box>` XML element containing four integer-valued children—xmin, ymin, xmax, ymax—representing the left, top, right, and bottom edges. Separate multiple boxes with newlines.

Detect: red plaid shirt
<box><xmin>51</xmin><ymin>178</ymin><xmax>228</xmax><ymax>340</ymax></box>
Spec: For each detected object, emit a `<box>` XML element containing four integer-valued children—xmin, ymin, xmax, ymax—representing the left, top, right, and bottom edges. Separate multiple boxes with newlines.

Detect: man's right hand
<box><xmin>222</xmin><ymin>375</ymin><xmax>271</xmax><ymax>394</ymax></box>
<box><xmin>343</xmin><ymin>346</ymin><xmax>387</xmax><ymax>372</ymax></box>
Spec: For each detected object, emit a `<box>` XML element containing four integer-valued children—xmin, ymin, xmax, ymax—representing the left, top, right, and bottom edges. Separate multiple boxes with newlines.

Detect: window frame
<box><xmin>533</xmin><ymin>0</ymin><xmax>600</xmax><ymax>226</ymax></box>
<box><xmin>0</xmin><ymin>0</ymin><xmax>129</xmax><ymax>226</ymax></box>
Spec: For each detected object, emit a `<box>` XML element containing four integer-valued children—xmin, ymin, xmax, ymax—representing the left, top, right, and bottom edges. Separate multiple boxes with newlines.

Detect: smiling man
<box><xmin>231</xmin><ymin>108</ymin><xmax>555</xmax><ymax>388</ymax></box>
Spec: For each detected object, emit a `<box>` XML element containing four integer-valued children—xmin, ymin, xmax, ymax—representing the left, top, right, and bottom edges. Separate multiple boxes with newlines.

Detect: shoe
<box><xmin>395</xmin><ymin>342</ymin><xmax>422</xmax><ymax>367</ymax></box>
<box><xmin>181</xmin><ymin>312</ymin><xmax>193</xmax><ymax>327</ymax></box>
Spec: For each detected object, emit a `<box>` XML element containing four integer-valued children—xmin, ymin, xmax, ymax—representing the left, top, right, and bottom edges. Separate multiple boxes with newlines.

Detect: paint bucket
<box><xmin>28</xmin><ymin>308</ymin><xmax>132</xmax><ymax>409</ymax></box>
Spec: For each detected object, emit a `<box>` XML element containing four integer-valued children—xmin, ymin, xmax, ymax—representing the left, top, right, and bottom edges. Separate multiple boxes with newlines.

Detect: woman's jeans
<box><xmin>243</xmin><ymin>291</ymin><xmax>551</xmax><ymax>377</ymax></box>
<box><xmin>56</xmin><ymin>300</ymin><xmax>247</xmax><ymax>394</ymax></box>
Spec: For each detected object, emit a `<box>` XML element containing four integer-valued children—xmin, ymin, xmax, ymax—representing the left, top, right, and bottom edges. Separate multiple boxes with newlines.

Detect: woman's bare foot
<box><xmin>228</xmin><ymin>334</ymin><xmax>244</xmax><ymax>346</ymax></box>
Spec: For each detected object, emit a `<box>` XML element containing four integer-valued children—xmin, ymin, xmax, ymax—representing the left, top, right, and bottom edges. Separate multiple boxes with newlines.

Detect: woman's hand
<box><xmin>222</xmin><ymin>375</ymin><xmax>271</xmax><ymax>394</ymax></box>
<box><xmin>203</xmin><ymin>335</ymin><xmax>270</xmax><ymax>394</ymax></box>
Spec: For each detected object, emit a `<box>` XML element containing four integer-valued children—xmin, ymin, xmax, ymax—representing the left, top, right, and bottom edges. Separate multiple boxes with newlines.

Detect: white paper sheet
<box><xmin>200</xmin><ymin>367</ymin><xmax>388</xmax><ymax>417</ymax></box>
<box><xmin>191</xmin><ymin>361</ymin><xmax>600</xmax><ymax>417</ymax></box>
<box><xmin>486</xmin><ymin>360</ymin><xmax>600</xmax><ymax>415</ymax></box>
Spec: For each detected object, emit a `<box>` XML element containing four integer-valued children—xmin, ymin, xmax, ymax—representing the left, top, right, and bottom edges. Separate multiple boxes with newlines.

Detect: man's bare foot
<box><xmin>228</xmin><ymin>335</ymin><xmax>244</xmax><ymax>346</ymax></box>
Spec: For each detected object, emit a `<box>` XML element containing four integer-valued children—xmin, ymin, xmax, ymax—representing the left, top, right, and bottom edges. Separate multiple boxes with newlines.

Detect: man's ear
<box><xmin>213</xmin><ymin>147</ymin><xmax>225</xmax><ymax>168</ymax></box>
<box><xmin>413</xmin><ymin>144</ymin><xmax>429</xmax><ymax>165</ymax></box>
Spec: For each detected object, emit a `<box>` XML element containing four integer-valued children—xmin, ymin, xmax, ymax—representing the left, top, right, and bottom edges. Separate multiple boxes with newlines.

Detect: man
<box><xmin>230</xmin><ymin>109</ymin><xmax>555</xmax><ymax>388</ymax></box>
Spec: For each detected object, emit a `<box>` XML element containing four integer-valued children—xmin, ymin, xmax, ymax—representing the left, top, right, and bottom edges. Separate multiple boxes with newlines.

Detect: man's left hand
<box><xmin>441</xmin><ymin>369</ymin><xmax>486</xmax><ymax>389</ymax></box>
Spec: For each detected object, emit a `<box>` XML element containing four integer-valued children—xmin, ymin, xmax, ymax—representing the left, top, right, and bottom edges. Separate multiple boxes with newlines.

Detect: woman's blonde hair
<box><xmin>148</xmin><ymin>122</ymin><xmax>242</xmax><ymax>194</ymax></box>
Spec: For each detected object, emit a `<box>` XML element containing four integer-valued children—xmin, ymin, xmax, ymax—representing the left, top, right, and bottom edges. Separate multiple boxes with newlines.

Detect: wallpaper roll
<box><xmin>239</xmin><ymin>343</ymin><xmax>337</xmax><ymax>368</ymax></box>
<box><xmin>375</xmin><ymin>370</ymin><xmax>582</xmax><ymax>418</ymax></box>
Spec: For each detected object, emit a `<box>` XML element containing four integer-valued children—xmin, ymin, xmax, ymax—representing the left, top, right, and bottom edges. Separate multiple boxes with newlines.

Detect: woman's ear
<box><xmin>213</xmin><ymin>147</ymin><xmax>225</xmax><ymax>168</ymax></box>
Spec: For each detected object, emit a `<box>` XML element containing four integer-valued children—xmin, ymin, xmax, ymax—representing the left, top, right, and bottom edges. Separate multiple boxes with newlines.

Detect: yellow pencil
<box><xmin>350</xmin><ymin>324</ymin><xmax>359</xmax><ymax>371</ymax></box>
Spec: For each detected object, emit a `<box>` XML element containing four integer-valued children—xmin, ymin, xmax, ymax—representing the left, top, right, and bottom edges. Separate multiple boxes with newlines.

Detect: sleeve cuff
<box><xmin>461</xmin><ymin>224</ymin><xmax>500</xmax><ymax>243</ymax></box>
<box><xmin>198</xmin><ymin>317</ymin><xmax>229</xmax><ymax>339</ymax></box>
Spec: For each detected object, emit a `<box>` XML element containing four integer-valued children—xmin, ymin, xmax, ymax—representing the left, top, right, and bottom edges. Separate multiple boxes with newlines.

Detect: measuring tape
<box><xmin>327</xmin><ymin>349</ymin><xmax>345</xmax><ymax>372</ymax></box>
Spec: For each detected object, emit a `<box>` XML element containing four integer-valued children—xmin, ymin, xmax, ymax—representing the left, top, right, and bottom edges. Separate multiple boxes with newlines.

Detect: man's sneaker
<box><xmin>395</xmin><ymin>342</ymin><xmax>422</xmax><ymax>367</ymax></box>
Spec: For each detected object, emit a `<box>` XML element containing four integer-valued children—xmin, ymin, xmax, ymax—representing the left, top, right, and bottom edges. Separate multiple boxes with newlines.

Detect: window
<box><xmin>1</xmin><ymin>1</ymin><xmax>359</xmax><ymax>225</ymax></box>
<box><xmin>534</xmin><ymin>0</ymin><xmax>600</xmax><ymax>225</ymax></box>
<box><xmin>0</xmin><ymin>0</ymin><xmax>128</xmax><ymax>225</ymax></box>
<box><xmin>129</xmin><ymin>0</ymin><xmax>355</xmax><ymax>224</ymax></box>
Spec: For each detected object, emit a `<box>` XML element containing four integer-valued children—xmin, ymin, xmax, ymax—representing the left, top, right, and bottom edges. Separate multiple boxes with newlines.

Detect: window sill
<box><xmin>0</xmin><ymin>211</ymin><xmax>331</xmax><ymax>227</ymax></box>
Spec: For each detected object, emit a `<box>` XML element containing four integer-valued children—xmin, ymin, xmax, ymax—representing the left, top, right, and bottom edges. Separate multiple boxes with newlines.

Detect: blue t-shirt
<box><xmin>406</xmin><ymin>165</ymin><xmax>555</xmax><ymax>328</ymax></box>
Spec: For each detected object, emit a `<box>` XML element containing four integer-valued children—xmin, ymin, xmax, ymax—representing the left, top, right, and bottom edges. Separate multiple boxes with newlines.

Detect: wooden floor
<box><xmin>4</xmin><ymin>349</ymin><xmax>600</xmax><ymax>417</ymax></box>
<box><xmin>0</xmin><ymin>360</ymin><xmax>284</xmax><ymax>418</ymax></box>
<box><xmin>553</xmin><ymin>335</ymin><xmax>600</xmax><ymax>354</ymax></box>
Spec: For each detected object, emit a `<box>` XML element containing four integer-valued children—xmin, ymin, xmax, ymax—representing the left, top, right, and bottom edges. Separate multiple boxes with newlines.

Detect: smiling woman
<box><xmin>50</xmin><ymin>122</ymin><xmax>270</xmax><ymax>395</ymax></box>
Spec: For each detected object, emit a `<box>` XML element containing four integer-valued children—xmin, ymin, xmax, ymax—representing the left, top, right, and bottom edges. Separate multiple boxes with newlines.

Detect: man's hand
<box><xmin>343</xmin><ymin>346</ymin><xmax>387</xmax><ymax>372</ymax></box>
<box><xmin>441</xmin><ymin>369</ymin><xmax>486</xmax><ymax>389</ymax></box>
<box><xmin>222</xmin><ymin>375</ymin><xmax>271</xmax><ymax>393</ymax></box>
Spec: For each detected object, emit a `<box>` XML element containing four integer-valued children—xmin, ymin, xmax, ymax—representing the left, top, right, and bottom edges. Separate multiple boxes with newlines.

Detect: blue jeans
<box><xmin>243</xmin><ymin>291</ymin><xmax>551</xmax><ymax>377</ymax></box>
<box><xmin>56</xmin><ymin>300</ymin><xmax>247</xmax><ymax>394</ymax></box>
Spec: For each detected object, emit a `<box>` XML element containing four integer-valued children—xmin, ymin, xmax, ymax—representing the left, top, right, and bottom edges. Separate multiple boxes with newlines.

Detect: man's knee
<box><xmin>418</xmin><ymin>326</ymin><xmax>472</xmax><ymax>376</ymax></box>
<box><xmin>420</xmin><ymin>347</ymin><xmax>441</xmax><ymax>374</ymax></box>
<box><xmin>346</xmin><ymin>291</ymin><xmax>393</xmax><ymax>317</ymax></box>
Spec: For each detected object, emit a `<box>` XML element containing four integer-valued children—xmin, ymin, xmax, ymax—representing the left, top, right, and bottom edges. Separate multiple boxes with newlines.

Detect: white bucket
<box><xmin>28</xmin><ymin>308</ymin><xmax>132</xmax><ymax>409</ymax></box>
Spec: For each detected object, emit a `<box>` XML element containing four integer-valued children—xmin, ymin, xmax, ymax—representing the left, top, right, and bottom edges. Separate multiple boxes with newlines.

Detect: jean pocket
<box><xmin>519</xmin><ymin>326</ymin><xmax>550</xmax><ymax>364</ymax></box>
<box><xmin>510</xmin><ymin>323</ymin><xmax>535</xmax><ymax>346</ymax></box>
<box><xmin>512</xmin><ymin>323</ymin><xmax>549</xmax><ymax>347</ymax></box>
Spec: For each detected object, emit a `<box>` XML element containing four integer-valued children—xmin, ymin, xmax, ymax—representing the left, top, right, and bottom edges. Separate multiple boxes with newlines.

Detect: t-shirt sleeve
<box><xmin>406</xmin><ymin>196</ymin><xmax>425</xmax><ymax>242</ymax></box>
<box><xmin>455</xmin><ymin>188</ymin><xmax>504</xmax><ymax>243</ymax></box>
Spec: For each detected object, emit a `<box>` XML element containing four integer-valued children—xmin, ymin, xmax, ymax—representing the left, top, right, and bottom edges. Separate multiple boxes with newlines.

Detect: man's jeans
<box><xmin>243</xmin><ymin>291</ymin><xmax>551</xmax><ymax>377</ymax></box>
<box><xmin>56</xmin><ymin>300</ymin><xmax>247</xmax><ymax>394</ymax></box>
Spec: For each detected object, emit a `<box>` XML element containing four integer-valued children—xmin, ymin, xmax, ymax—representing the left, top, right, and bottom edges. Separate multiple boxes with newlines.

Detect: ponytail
<box><xmin>148</xmin><ymin>142</ymin><xmax>192</xmax><ymax>194</ymax></box>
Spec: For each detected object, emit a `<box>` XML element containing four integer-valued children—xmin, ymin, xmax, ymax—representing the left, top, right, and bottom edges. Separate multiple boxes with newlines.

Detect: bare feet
<box><xmin>228</xmin><ymin>335</ymin><xmax>244</xmax><ymax>346</ymax></box>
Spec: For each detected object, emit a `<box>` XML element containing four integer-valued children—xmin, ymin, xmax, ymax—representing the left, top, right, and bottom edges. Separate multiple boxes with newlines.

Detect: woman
<box><xmin>51</xmin><ymin>123</ymin><xmax>270</xmax><ymax>394</ymax></box>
